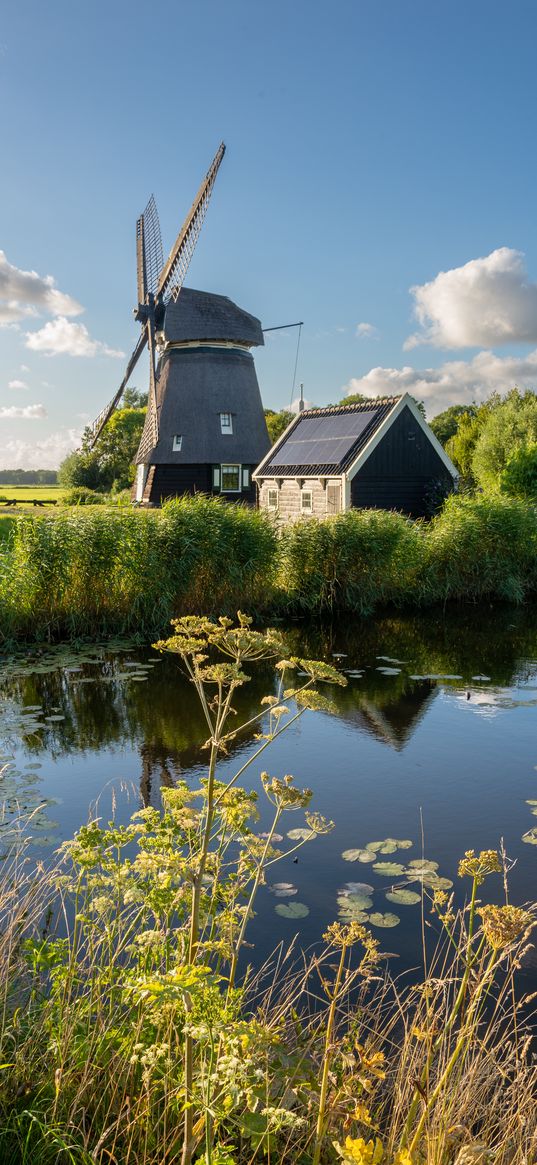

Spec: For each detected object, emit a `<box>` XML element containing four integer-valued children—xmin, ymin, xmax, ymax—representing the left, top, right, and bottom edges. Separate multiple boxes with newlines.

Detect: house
<box><xmin>253</xmin><ymin>393</ymin><xmax>458</xmax><ymax>519</ymax></box>
<box><xmin>134</xmin><ymin>288</ymin><xmax>270</xmax><ymax>505</ymax></box>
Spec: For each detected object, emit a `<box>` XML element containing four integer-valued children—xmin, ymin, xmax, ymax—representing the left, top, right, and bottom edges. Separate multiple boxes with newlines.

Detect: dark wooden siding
<box><xmin>145</xmin><ymin>464</ymin><xmax>257</xmax><ymax>506</ymax></box>
<box><xmin>350</xmin><ymin>406</ymin><xmax>454</xmax><ymax>517</ymax></box>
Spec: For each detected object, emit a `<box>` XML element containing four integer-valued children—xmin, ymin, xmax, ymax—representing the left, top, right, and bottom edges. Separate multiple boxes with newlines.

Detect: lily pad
<box><xmin>259</xmin><ymin>832</ymin><xmax>283</xmax><ymax>843</ymax></box>
<box><xmin>367</xmin><ymin>838</ymin><xmax>412</xmax><ymax>854</ymax></box>
<box><xmin>385</xmin><ymin>889</ymin><xmax>421</xmax><ymax>906</ymax></box>
<box><xmin>275</xmin><ymin>901</ymin><xmax>310</xmax><ymax>919</ymax></box>
<box><xmin>287</xmin><ymin>828</ymin><xmax>316</xmax><ymax>841</ymax></box>
<box><xmin>369</xmin><ymin>911</ymin><xmax>400</xmax><ymax>928</ymax></box>
<box><xmin>342</xmin><ymin>848</ymin><xmax>376</xmax><ymax>863</ymax></box>
<box><xmin>377</xmin><ymin>656</ymin><xmax>406</xmax><ymax>664</ymax></box>
<box><xmin>522</xmin><ymin>828</ymin><xmax>537</xmax><ymax>845</ymax></box>
<box><xmin>45</xmin><ymin>716</ymin><xmax>65</xmax><ymax>722</ymax></box>
<box><xmin>340</xmin><ymin>882</ymin><xmax>374</xmax><ymax>895</ymax></box>
<box><xmin>372</xmin><ymin>862</ymin><xmax>406</xmax><ymax>876</ymax></box>
<box><xmin>407</xmin><ymin>859</ymin><xmax>439</xmax><ymax>872</ymax></box>
<box><xmin>376</xmin><ymin>667</ymin><xmax>401</xmax><ymax>676</ymax></box>
<box><xmin>338</xmin><ymin>904</ymin><xmax>370</xmax><ymax>922</ymax></box>
<box><xmin>337</xmin><ymin>892</ymin><xmax>373</xmax><ymax>910</ymax></box>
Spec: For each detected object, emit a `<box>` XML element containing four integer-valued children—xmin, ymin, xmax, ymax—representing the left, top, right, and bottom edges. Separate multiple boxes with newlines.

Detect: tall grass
<box><xmin>0</xmin><ymin>494</ymin><xmax>536</xmax><ymax>642</ymax></box>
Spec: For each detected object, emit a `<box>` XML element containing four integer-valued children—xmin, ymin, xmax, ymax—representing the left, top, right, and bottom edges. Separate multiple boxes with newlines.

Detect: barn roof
<box><xmin>162</xmin><ymin>287</ymin><xmax>264</xmax><ymax>347</ymax></box>
<box><xmin>254</xmin><ymin>398</ymin><xmax>401</xmax><ymax>477</ymax></box>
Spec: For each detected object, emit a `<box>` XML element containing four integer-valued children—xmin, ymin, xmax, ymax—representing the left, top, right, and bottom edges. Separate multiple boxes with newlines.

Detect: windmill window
<box><xmin>220</xmin><ymin>412</ymin><xmax>233</xmax><ymax>434</ymax></box>
<box><xmin>242</xmin><ymin>467</ymin><xmax>250</xmax><ymax>489</ymax></box>
<box><xmin>221</xmin><ymin>464</ymin><xmax>241</xmax><ymax>492</ymax></box>
<box><xmin>267</xmin><ymin>488</ymin><xmax>278</xmax><ymax>510</ymax></box>
<box><xmin>172</xmin><ymin>435</ymin><xmax>183</xmax><ymax>451</ymax></box>
<box><xmin>213</xmin><ymin>466</ymin><xmax>221</xmax><ymax>489</ymax></box>
<box><xmin>301</xmin><ymin>488</ymin><xmax>313</xmax><ymax>513</ymax></box>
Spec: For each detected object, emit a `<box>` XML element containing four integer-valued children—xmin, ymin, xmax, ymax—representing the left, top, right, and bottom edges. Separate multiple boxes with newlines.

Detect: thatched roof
<box><xmin>162</xmin><ymin>288</ymin><xmax>264</xmax><ymax>347</ymax></box>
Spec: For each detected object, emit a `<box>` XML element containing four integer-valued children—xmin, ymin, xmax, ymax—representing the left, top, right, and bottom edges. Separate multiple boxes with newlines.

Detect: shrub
<box><xmin>500</xmin><ymin>442</ymin><xmax>537</xmax><ymax>500</ymax></box>
<box><xmin>64</xmin><ymin>486</ymin><xmax>105</xmax><ymax>505</ymax></box>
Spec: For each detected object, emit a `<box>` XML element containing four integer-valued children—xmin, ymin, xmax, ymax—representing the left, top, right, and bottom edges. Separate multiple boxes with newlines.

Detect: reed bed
<box><xmin>0</xmin><ymin>494</ymin><xmax>536</xmax><ymax>642</ymax></box>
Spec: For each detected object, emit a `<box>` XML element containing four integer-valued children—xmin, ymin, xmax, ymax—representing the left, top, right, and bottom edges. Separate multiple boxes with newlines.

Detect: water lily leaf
<box><xmin>332</xmin><ymin>653</ymin><xmax>347</xmax><ymax>658</ymax></box>
<box><xmin>376</xmin><ymin>667</ymin><xmax>401</xmax><ymax>676</ymax></box>
<box><xmin>526</xmin><ymin>800</ymin><xmax>537</xmax><ymax>805</ymax></box>
<box><xmin>275</xmin><ymin>901</ymin><xmax>310</xmax><ymax>919</ymax></box>
<box><xmin>522</xmin><ymin>828</ymin><xmax>537</xmax><ymax>845</ymax></box>
<box><xmin>367</xmin><ymin>838</ymin><xmax>411</xmax><ymax>854</ymax></box>
<box><xmin>45</xmin><ymin>716</ymin><xmax>65</xmax><ymax>722</ymax></box>
<box><xmin>340</xmin><ymin>882</ymin><xmax>374</xmax><ymax>895</ymax></box>
<box><xmin>342</xmin><ymin>848</ymin><xmax>375</xmax><ymax>863</ymax></box>
<box><xmin>287</xmin><ymin>828</ymin><xmax>316</xmax><ymax>841</ymax></box>
<box><xmin>472</xmin><ymin>675</ymin><xmax>491</xmax><ymax>682</ymax></box>
<box><xmin>372</xmin><ymin>862</ymin><xmax>406</xmax><ymax>876</ymax></box>
<box><xmin>385</xmin><ymin>889</ymin><xmax>421</xmax><ymax>906</ymax></box>
<box><xmin>270</xmin><ymin>883</ymin><xmax>297</xmax><ymax>898</ymax></box>
<box><xmin>338</xmin><ymin>905</ymin><xmax>369</xmax><ymax>922</ymax></box>
<box><xmin>376</xmin><ymin>656</ymin><xmax>406</xmax><ymax>664</ymax></box>
<box><xmin>337</xmin><ymin>892</ymin><xmax>373</xmax><ymax>910</ymax></box>
<box><xmin>259</xmin><ymin>832</ymin><xmax>283</xmax><ymax>843</ymax></box>
<box><xmin>407</xmin><ymin>859</ymin><xmax>439</xmax><ymax>872</ymax></box>
<box><xmin>369</xmin><ymin>911</ymin><xmax>400</xmax><ymax>928</ymax></box>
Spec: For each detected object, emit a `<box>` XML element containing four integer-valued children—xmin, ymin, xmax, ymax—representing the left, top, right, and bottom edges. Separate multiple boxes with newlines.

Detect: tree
<box><xmin>500</xmin><ymin>443</ymin><xmax>537</xmax><ymax>500</ymax></box>
<box><xmin>59</xmin><ymin>406</ymin><xmax>147</xmax><ymax>493</ymax></box>
<box><xmin>58</xmin><ymin>449</ymin><xmax>105</xmax><ymax>491</ymax></box>
<box><xmin>430</xmin><ymin>404</ymin><xmax>476</xmax><ymax>447</ymax></box>
<box><xmin>122</xmin><ymin>388</ymin><xmax>148</xmax><ymax>408</ymax></box>
<box><xmin>472</xmin><ymin>388</ymin><xmax>537</xmax><ymax>492</ymax></box>
<box><xmin>264</xmin><ymin>409</ymin><xmax>294</xmax><ymax>444</ymax></box>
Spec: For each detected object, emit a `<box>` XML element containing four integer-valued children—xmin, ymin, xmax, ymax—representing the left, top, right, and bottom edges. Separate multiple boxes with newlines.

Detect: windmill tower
<box><xmin>88</xmin><ymin>144</ymin><xmax>270</xmax><ymax>505</ymax></box>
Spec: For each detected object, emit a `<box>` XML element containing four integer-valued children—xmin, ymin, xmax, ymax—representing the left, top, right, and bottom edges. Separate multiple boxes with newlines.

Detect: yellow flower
<box><xmin>478</xmin><ymin>904</ymin><xmax>534</xmax><ymax>949</ymax></box>
<box><xmin>354</xmin><ymin>1103</ymin><xmax>373</xmax><ymax>1125</ymax></box>
<box><xmin>334</xmin><ymin>1136</ymin><xmax>384</xmax><ymax>1164</ymax></box>
<box><xmin>392</xmin><ymin>1151</ymin><xmax>414</xmax><ymax>1165</ymax></box>
<box><xmin>457</xmin><ymin>849</ymin><xmax>501</xmax><ymax>884</ymax></box>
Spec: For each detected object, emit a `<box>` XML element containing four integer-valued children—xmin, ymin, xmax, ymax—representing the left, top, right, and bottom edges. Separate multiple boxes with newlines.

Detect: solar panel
<box><xmin>271</xmin><ymin>409</ymin><xmax>379</xmax><ymax>467</ymax></box>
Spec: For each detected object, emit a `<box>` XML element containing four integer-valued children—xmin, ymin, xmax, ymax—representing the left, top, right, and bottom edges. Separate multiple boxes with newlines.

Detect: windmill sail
<box><xmin>157</xmin><ymin>143</ymin><xmax>226</xmax><ymax>303</ymax></box>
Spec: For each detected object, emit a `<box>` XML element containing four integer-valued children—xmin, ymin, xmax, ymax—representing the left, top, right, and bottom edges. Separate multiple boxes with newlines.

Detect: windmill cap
<box><xmin>162</xmin><ymin>287</ymin><xmax>264</xmax><ymax>347</ymax></box>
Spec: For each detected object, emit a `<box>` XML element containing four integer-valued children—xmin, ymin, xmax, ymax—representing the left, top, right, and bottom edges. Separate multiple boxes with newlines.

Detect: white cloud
<box><xmin>0</xmin><ymin>403</ymin><xmax>47</xmax><ymax>419</ymax></box>
<box><xmin>8</xmin><ymin>378</ymin><xmax>28</xmax><ymax>390</ymax></box>
<box><xmin>0</xmin><ymin>427</ymin><xmax>80</xmax><ymax>470</ymax></box>
<box><xmin>0</xmin><ymin>250</ymin><xmax>82</xmax><ymax>326</ymax></box>
<box><xmin>290</xmin><ymin>396</ymin><xmax>314</xmax><ymax>413</ymax></box>
<box><xmin>405</xmin><ymin>247</ymin><xmax>537</xmax><ymax>350</ymax></box>
<box><xmin>344</xmin><ymin>348</ymin><xmax>537</xmax><ymax>416</ymax></box>
<box><xmin>25</xmin><ymin>317</ymin><xmax>124</xmax><ymax>358</ymax></box>
<box><xmin>356</xmin><ymin>321</ymin><xmax>379</xmax><ymax>339</ymax></box>
<box><xmin>19</xmin><ymin>364</ymin><xmax>29</xmax><ymax>372</ymax></box>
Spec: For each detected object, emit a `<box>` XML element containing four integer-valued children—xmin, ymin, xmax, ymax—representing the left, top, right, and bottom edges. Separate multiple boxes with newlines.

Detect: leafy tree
<box><xmin>472</xmin><ymin>388</ymin><xmax>537</xmax><ymax>492</ymax></box>
<box><xmin>58</xmin><ymin>449</ymin><xmax>105</xmax><ymax>491</ymax></box>
<box><xmin>430</xmin><ymin>404</ymin><xmax>476</xmax><ymax>447</ymax></box>
<box><xmin>264</xmin><ymin>409</ymin><xmax>294</xmax><ymax>444</ymax></box>
<box><xmin>122</xmin><ymin>388</ymin><xmax>148</xmax><ymax>408</ymax></box>
<box><xmin>59</xmin><ymin>406</ymin><xmax>146</xmax><ymax>493</ymax></box>
<box><xmin>500</xmin><ymin>443</ymin><xmax>537</xmax><ymax>500</ymax></box>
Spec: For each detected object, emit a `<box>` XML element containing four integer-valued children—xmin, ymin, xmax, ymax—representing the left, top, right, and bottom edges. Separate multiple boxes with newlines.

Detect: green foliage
<box><xmin>429</xmin><ymin>404</ymin><xmax>476</xmax><ymax>447</ymax></box>
<box><xmin>472</xmin><ymin>388</ymin><xmax>537</xmax><ymax>492</ymax></box>
<box><xmin>63</xmin><ymin>486</ymin><xmax>104</xmax><ymax>506</ymax></box>
<box><xmin>277</xmin><ymin>509</ymin><xmax>425</xmax><ymax>614</ymax></box>
<box><xmin>264</xmin><ymin>409</ymin><xmax>294</xmax><ymax>444</ymax></box>
<box><xmin>59</xmin><ymin>406</ymin><xmax>146</xmax><ymax>493</ymax></box>
<box><xmin>58</xmin><ymin>448</ymin><xmax>105</xmax><ymax>491</ymax></box>
<box><xmin>500</xmin><ymin>442</ymin><xmax>537</xmax><ymax>500</ymax></box>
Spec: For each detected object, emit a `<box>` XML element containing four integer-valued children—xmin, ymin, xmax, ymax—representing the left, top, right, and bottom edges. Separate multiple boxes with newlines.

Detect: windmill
<box><xmin>88</xmin><ymin>142</ymin><xmax>269</xmax><ymax>506</ymax></box>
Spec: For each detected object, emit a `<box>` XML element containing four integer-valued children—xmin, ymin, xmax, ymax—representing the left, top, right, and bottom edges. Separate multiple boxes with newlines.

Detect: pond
<box><xmin>1</xmin><ymin>604</ymin><xmax>536</xmax><ymax>986</ymax></box>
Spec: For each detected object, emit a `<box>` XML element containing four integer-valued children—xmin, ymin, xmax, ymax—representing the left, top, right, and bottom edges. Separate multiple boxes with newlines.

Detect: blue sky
<box><xmin>2</xmin><ymin>0</ymin><xmax>537</xmax><ymax>467</ymax></box>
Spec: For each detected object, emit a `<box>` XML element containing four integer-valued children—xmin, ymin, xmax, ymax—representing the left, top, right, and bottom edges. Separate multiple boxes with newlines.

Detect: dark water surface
<box><xmin>1</xmin><ymin>605</ymin><xmax>536</xmax><ymax>980</ymax></box>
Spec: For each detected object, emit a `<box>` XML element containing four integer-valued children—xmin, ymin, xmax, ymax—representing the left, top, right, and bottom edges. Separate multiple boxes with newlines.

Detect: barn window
<box><xmin>242</xmin><ymin>467</ymin><xmax>250</xmax><ymax>489</ymax></box>
<box><xmin>220</xmin><ymin>413</ymin><xmax>233</xmax><ymax>434</ymax></box>
<box><xmin>301</xmin><ymin>488</ymin><xmax>313</xmax><ymax>513</ymax></box>
<box><xmin>221</xmin><ymin>464</ymin><xmax>241</xmax><ymax>492</ymax></box>
<box><xmin>267</xmin><ymin>488</ymin><xmax>278</xmax><ymax>510</ymax></box>
<box><xmin>212</xmin><ymin>466</ymin><xmax>221</xmax><ymax>489</ymax></box>
<box><xmin>172</xmin><ymin>434</ymin><xmax>183</xmax><ymax>451</ymax></box>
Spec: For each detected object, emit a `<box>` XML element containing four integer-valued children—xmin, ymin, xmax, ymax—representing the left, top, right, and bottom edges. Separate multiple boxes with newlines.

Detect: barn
<box><xmin>253</xmin><ymin>393</ymin><xmax>458</xmax><ymax>519</ymax></box>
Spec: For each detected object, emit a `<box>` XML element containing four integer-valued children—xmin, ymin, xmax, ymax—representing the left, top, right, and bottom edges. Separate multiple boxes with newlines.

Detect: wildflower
<box><xmin>478</xmin><ymin>904</ymin><xmax>534</xmax><ymax>949</ymax></box>
<box><xmin>458</xmin><ymin>849</ymin><xmax>502</xmax><ymax>884</ymax></box>
<box><xmin>333</xmin><ymin>1135</ymin><xmax>383</xmax><ymax>1164</ymax></box>
<box><xmin>392</xmin><ymin>1152</ymin><xmax>414</xmax><ymax>1165</ymax></box>
<box><xmin>353</xmin><ymin>1103</ymin><xmax>374</xmax><ymax>1125</ymax></box>
<box><xmin>323</xmin><ymin>921</ymin><xmax>381</xmax><ymax>972</ymax></box>
<box><xmin>261</xmin><ymin>772</ymin><xmax>312</xmax><ymax>809</ymax></box>
<box><xmin>305</xmin><ymin>811</ymin><xmax>335</xmax><ymax>835</ymax></box>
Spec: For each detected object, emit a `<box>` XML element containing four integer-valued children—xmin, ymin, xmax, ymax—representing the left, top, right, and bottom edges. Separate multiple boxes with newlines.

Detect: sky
<box><xmin>2</xmin><ymin>0</ymin><xmax>537</xmax><ymax>468</ymax></box>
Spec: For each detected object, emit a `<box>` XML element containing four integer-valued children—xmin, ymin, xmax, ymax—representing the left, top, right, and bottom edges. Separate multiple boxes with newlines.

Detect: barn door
<box><xmin>326</xmin><ymin>483</ymin><xmax>341</xmax><ymax>514</ymax></box>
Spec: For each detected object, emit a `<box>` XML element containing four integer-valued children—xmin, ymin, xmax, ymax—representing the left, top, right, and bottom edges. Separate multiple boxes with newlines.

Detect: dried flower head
<box><xmin>478</xmin><ymin>904</ymin><xmax>534</xmax><ymax>949</ymax></box>
<box><xmin>458</xmin><ymin>849</ymin><xmax>502</xmax><ymax>884</ymax></box>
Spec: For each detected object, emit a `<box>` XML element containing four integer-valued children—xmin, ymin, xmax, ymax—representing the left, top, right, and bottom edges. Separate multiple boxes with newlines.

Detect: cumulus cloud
<box><xmin>344</xmin><ymin>348</ymin><xmax>537</xmax><ymax>416</ymax></box>
<box><xmin>0</xmin><ymin>403</ymin><xmax>47</xmax><ymax>419</ymax></box>
<box><xmin>356</xmin><ymin>321</ymin><xmax>379</xmax><ymax>339</ymax></box>
<box><xmin>405</xmin><ymin>247</ymin><xmax>537</xmax><ymax>350</ymax></box>
<box><xmin>0</xmin><ymin>250</ymin><xmax>82</xmax><ymax>325</ymax></box>
<box><xmin>0</xmin><ymin>427</ymin><xmax>80</xmax><ymax>471</ymax></box>
<box><xmin>25</xmin><ymin>317</ymin><xmax>124</xmax><ymax>358</ymax></box>
<box><xmin>8</xmin><ymin>378</ymin><xmax>28</xmax><ymax>390</ymax></box>
<box><xmin>290</xmin><ymin>395</ymin><xmax>314</xmax><ymax>413</ymax></box>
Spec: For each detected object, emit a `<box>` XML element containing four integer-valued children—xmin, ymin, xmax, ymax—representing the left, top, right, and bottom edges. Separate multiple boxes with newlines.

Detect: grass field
<box><xmin>0</xmin><ymin>485</ymin><xmax>67</xmax><ymax>502</ymax></box>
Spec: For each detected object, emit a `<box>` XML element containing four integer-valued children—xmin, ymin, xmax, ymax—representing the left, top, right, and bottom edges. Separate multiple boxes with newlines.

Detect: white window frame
<box><xmin>221</xmin><ymin>463</ymin><xmax>241</xmax><ymax>493</ymax></box>
<box><xmin>242</xmin><ymin>467</ymin><xmax>250</xmax><ymax>489</ymax></box>
<box><xmin>220</xmin><ymin>412</ymin><xmax>233</xmax><ymax>435</ymax></box>
<box><xmin>267</xmin><ymin>488</ymin><xmax>279</xmax><ymax>511</ymax></box>
<box><xmin>213</xmin><ymin>466</ymin><xmax>221</xmax><ymax>489</ymax></box>
<box><xmin>301</xmin><ymin>487</ymin><xmax>313</xmax><ymax>513</ymax></box>
<box><xmin>172</xmin><ymin>434</ymin><xmax>183</xmax><ymax>451</ymax></box>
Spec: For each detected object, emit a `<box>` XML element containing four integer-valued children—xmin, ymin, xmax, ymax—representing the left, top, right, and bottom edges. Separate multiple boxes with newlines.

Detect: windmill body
<box><xmin>134</xmin><ymin>287</ymin><xmax>269</xmax><ymax>504</ymax></box>
<box><xmin>88</xmin><ymin>144</ymin><xmax>270</xmax><ymax>506</ymax></box>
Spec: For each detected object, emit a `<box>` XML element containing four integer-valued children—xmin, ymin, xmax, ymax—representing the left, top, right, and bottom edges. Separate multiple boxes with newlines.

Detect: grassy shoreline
<box><xmin>0</xmin><ymin>493</ymin><xmax>536</xmax><ymax>643</ymax></box>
